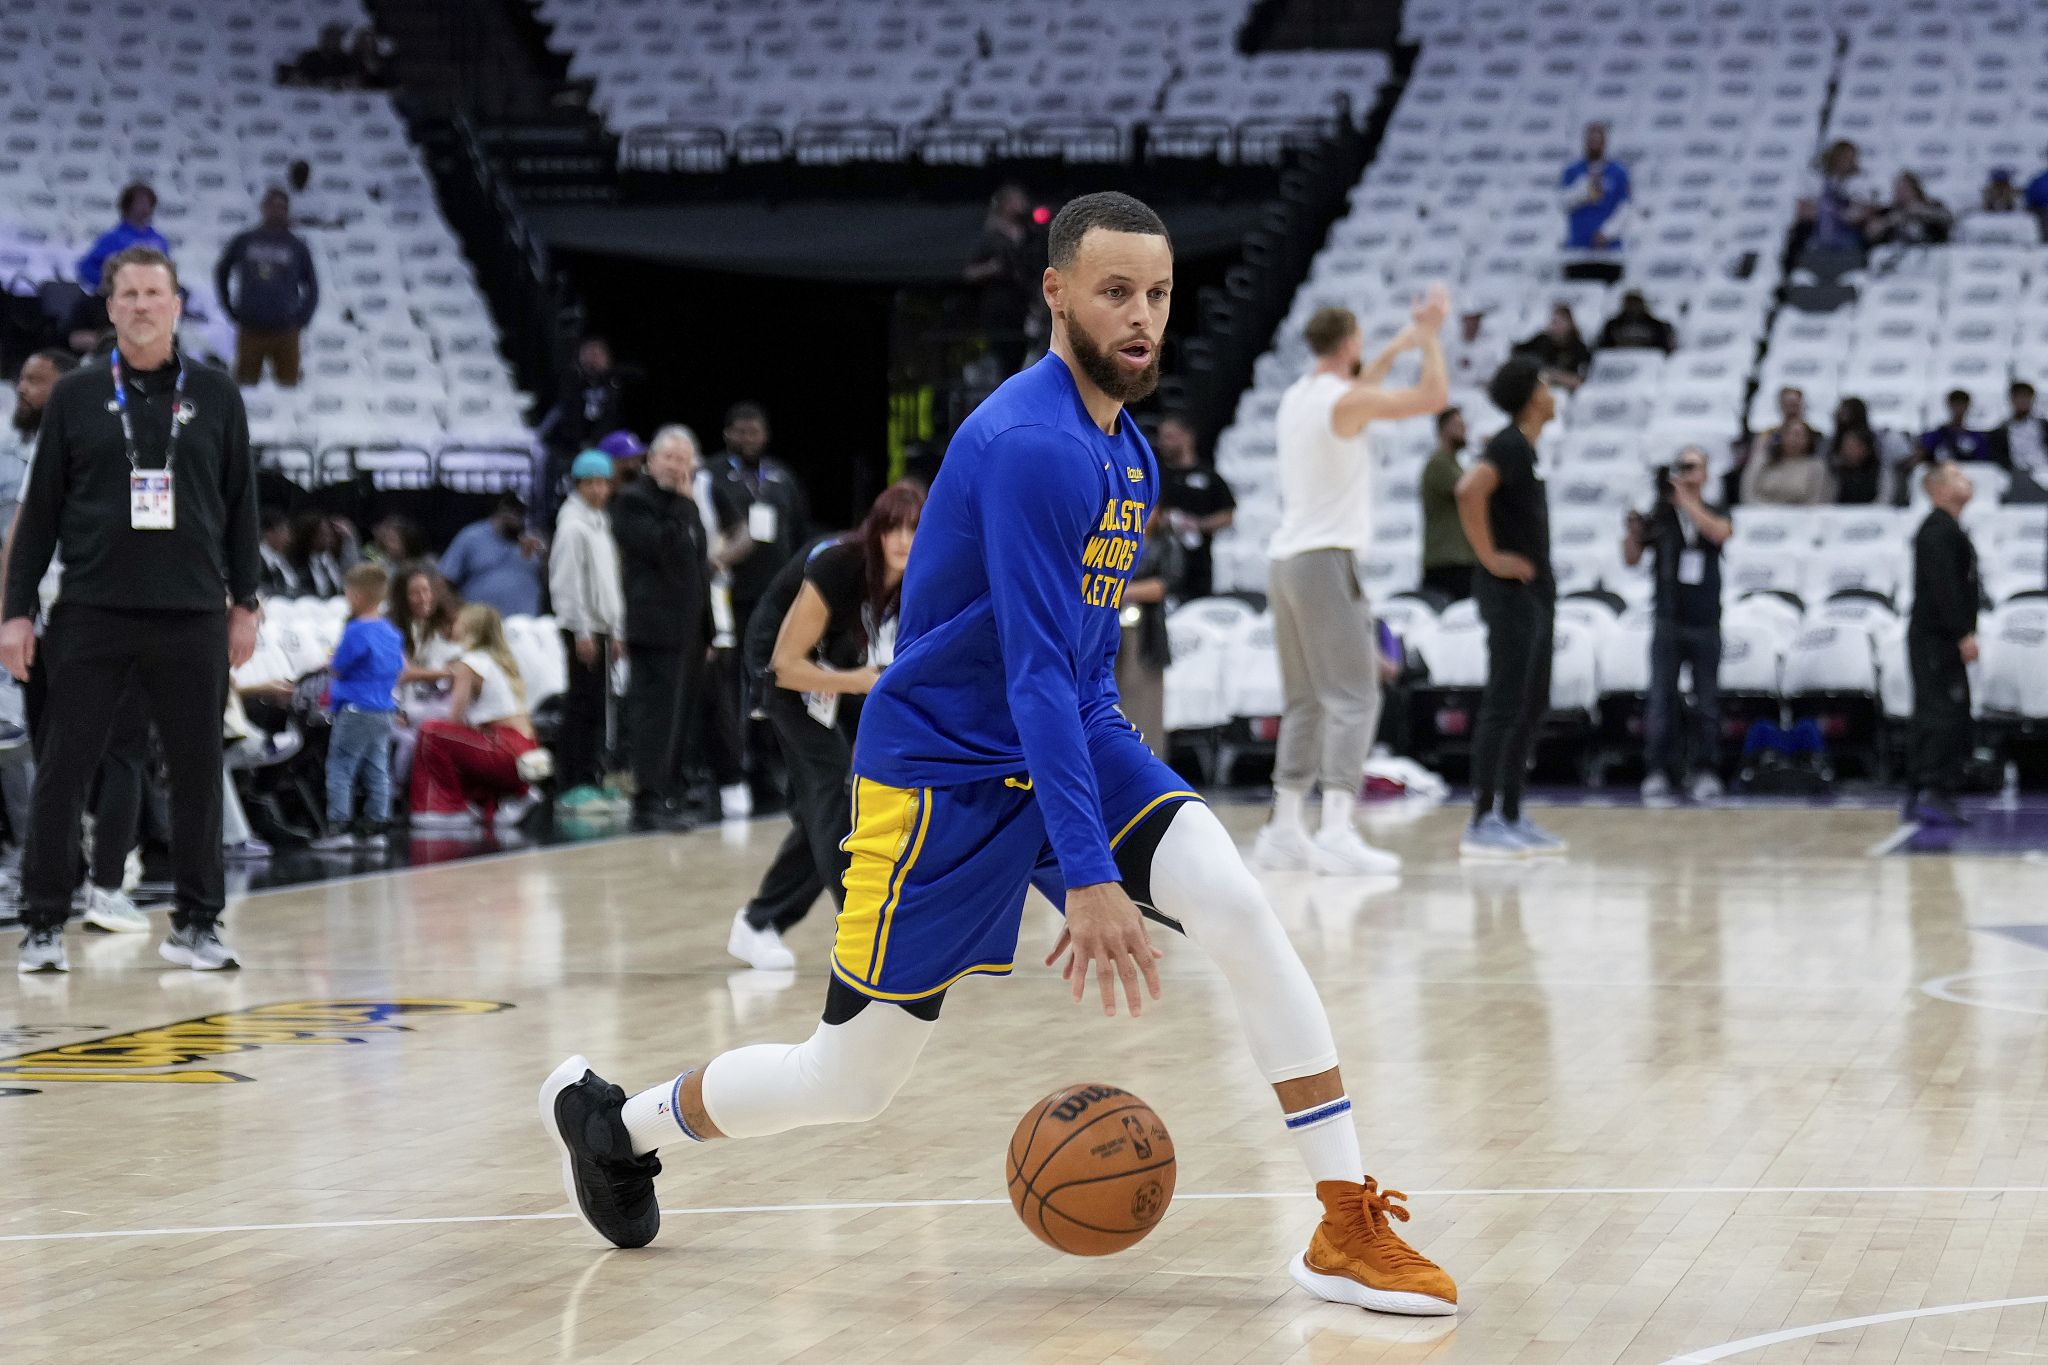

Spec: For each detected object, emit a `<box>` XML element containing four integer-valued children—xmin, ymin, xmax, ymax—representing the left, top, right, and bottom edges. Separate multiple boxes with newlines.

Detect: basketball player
<box><xmin>541</xmin><ymin>193</ymin><xmax>1457</xmax><ymax>1318</ymax></box>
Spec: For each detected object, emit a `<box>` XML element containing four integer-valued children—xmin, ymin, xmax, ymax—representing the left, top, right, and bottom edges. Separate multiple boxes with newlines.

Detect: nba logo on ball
<box><xmin>1007</xmin><ymin>1084</ymin><xmax>1177</xmax><ymax>1255</ymax></box>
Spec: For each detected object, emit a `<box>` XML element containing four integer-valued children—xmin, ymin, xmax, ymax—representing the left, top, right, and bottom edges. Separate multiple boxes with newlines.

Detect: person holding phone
<box><xmin>1624</xmin><ymin>446</ymin><xmax>1733</xmax><ymax>801</ymax></box>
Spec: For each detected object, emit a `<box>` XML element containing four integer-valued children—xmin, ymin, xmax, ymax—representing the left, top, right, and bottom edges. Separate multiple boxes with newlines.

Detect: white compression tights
<box><xmin>695</xmin><ymin>800</ymin><xmax>1337</xmax><ymax>1140</ymax></box>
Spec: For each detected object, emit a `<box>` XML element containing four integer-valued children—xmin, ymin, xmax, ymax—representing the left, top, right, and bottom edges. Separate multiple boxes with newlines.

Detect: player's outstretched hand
<box><xmin>1046</xmin><ymin>882</ymin><xmax>1164</xmax><ymax>1018</ymax></box>
<box><xmin>1411</xmin><ymin>282</ymin><xmax>1452</xmax><ymax>333</ymax></box>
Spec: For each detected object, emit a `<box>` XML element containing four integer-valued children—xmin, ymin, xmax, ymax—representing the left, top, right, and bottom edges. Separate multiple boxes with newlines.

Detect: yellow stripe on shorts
<box><xmin>833</xmin><ymin>777</ymin><xmax>931</xmax><ymax>990</ymax></box>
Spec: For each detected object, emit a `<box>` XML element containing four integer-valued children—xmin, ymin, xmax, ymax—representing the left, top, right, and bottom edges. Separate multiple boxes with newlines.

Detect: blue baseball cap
<box><xmin>597</xmin><ymin>429</ymin><xmax>646</xmax><ymax>459</ymax></box>
<box><xmin>570</xmin><ymin>450</ymin><xmax>614</xmax><ymax>481</ymax></box>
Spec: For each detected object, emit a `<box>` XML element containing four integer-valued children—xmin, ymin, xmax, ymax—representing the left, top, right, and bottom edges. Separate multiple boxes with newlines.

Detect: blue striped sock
<box><xmin>1285</xmin><ymin>1095</ymin><xmax>1362</xmax><ymax>1185</ymax></box>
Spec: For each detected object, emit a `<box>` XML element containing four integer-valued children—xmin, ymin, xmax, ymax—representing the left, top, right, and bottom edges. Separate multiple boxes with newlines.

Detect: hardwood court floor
<box><xmin>3</xmin><ymin>802</ymin><xmax>2047</xmax><ymax>1365</ymax></box>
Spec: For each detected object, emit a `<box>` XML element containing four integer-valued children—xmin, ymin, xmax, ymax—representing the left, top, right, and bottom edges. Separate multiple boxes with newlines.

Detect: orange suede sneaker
<box><xmin>1289</xmin><ymin>1178</ymin><xmax>1457</xmax><ymax>1316</ymax></box>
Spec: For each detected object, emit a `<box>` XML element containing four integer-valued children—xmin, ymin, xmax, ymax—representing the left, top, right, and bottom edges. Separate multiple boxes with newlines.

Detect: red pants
<box><xmin>411</xmin><ymin>721</ymin><xmax>537</xmax><ymax>818</ymax></box>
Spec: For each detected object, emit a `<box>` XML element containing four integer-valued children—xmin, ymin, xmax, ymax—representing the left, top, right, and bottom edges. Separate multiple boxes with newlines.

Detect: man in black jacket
<box><xmin>214</xmin><ymin>189</ymin><xmax>319</xmax><ymax>387</ymax></box>
<box><xmin>1987</xmin><ymin>380</ymin><xmax>2048</xmax><ymax>498</ymax></box>
<box><xmin>1</xmin><ymin>246</ymin><xmax>261</xmax><ymax>974</ymax></box>
<box><xmin>1905</xmin><ymin>462</ymin><xmax>1982</xmax><ymax>827</ymax></box>
<box><xmin>538</xmin><ymin>337</ymin><xmax>627</xmax><ymax>534</ymax></box>
<box><xmin>612</xmin><ymin>423</ymin><xmax>714</xmax><ymax>832</ymax></box>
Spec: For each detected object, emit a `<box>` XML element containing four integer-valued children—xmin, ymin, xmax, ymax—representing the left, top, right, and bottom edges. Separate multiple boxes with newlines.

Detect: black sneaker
<box><xmin>539</xmin><ymin>1055</ymin><xmax>663</xmax><ymax>1248</ymax></box>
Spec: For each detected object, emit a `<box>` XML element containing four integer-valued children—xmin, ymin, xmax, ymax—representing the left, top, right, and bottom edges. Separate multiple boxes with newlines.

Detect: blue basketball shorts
<box><xmin>831</xmin><ymin>729</ymin><xmax>1201</xmax><ymax>1002</ymax></box>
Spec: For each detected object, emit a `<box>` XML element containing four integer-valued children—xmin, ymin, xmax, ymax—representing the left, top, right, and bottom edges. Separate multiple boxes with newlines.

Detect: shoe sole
<box><xmin>1519</xmin><ymin>842</ymin><xmax>1569</xmax><ymax>857</ymax></box>
<box><xmin>1251</xmin><ymin>838</ymin><xmax>1314</xmax><ymax>872</ymax></box>
<box><xmin>1458</xmin><ymin>842</ymin><xmax>1528</xmax><ymax>860</ymax></box>
<box><xmin>1289</xmin><ymin>1252</ymin><xmax>1457</xmax><ymax>1317</ymax></box>
<box><xmin>82</xmin><ymin>912</ymin><xmax>150</xmax><ymax>934</ymax></box>
<box><xmin>158</xmin><ymin>940</ymin><xmax>239</xmax><ymax>970</ymax></box>
<box><xmin>539</xmin><ymin>1054</ymin><xmax>657</xmax><ymax>1249</ymax></box>
<box><xmin>1309</xmin><ymin>848</ymin><xmax>1402</xmax><ymax>876</ymax></box>
<box><xmin>16</xmin><ymin>959</ymin><xmax>67</xmax><ymax>974</ymax></box>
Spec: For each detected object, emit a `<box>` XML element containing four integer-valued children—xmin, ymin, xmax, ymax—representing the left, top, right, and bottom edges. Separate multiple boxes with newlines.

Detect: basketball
<box><xmin>1007</xmin><ymin>1084</ymin><xmax>1177</xmax><ymax>1256</ymax></box>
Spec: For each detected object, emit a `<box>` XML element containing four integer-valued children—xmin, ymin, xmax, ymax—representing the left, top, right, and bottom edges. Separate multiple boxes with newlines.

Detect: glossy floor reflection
<box><xmin>3</xmin><ymin>802</ymin><xmax>2047</xmax><ymax>1365</ymax></box>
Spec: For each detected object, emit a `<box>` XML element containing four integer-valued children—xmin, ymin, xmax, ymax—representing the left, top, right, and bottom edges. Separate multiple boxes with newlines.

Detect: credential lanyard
<box><xmin>108</xmin><ymin>346</ymin><xmax>185</xmax><ymax>473</ymax></box>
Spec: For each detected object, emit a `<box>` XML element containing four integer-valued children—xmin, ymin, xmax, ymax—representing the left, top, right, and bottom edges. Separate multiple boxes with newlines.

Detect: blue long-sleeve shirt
<box><xmin>328</xmin><ymin>617</ymin><xmax>403</xmax><ymax>711</ymax></box>
<box><xmin>1561</xmin><ymin>158</ymin><xmax>1629</xmax><ymax>249</ymax></box>
<box><xmin>77</xmin><ymin>221</ymin><xmax>172</xmax><ymax>292</ymax></box>
<box><xmin>853</xmin><ymin>356</ymin><xmax>1154</xmax><ymax>889</ymax></box>
<box><xmin>440</xmin><ymin>519</ymin><xmax>542</xmax><ymax>618</ymax></box>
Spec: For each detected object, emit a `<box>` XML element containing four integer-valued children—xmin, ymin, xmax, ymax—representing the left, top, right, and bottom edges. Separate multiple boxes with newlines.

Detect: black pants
<box><xmin>700</xmin><ymin>645</ymin><xmax>748</xmax><ymax>788</ymax></box>
<box><xmin>1421</xmin><ymin>564</ymin><xmax>1475</xmax><ymax>604</ymax></box>
<box><xmin>743</xmin><ymin>690</ymin><xmax>855</xmax><ymax>933</ymax></box>
<box><xmin>625</xmin><ymin>642</ymin><xmax>701</xmax><ymax>805</ymax></box>
<box><xmin>1471</xmin><ymin>575</ymin><xmax>1554</xmax><ymax>822</ymax></box>
<box><xmin>1646</xmin><ymin>623</ymin><xmax>1721</xmax><ymax>782</ymax></box>
<box><xmin>1908</xmin><ymin>628</ymin><xmax>1971</xmax><ymax>794</ymax></box>
<box><xmin>88</xmin><ymin>684</ymin><xmax>152</xmax><ymax>890</ymax></box>
<box><xmin>22</xmin><ymin>605</ymin><xmax>227</xmax><ymax>931</ymax></box>
<box><xmin>557</xmin><ymin>630</ymin><xmax>610</xmax><ymax>791</ymax></box>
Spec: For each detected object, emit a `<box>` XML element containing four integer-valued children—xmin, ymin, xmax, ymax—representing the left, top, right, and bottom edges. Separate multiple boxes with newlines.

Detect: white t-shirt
<box><xmin>1269</xmin><ymin>371</ymin><xmax>1373</xmax><ymax>560</ymax></box>
<box><xmin>459</xmin><ymin>649</ymin><xmax>524</xmax><ymax>726</ymax></box>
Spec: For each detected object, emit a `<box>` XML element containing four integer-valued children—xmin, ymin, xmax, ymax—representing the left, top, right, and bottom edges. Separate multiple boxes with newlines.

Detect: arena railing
<box><xmin>619</xmin><ymin>123</ymin><xmax>728</xmax><ymax>174</ymax></box>
<box><xmin>792</xmin><ymin>121</ymin><xmax>900</xmax><ymax>166</ymax></box>
<box><xmin>906</xmin><ymin>121</ymin><xmax>1013</xmax><ymax>168</ymax></box>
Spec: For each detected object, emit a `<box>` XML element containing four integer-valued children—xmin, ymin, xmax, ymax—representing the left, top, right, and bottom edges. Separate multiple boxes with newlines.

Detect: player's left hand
<box><xmin>1047</xmin><ymin>882</ymin><xmax>1164</xmax><ymax>1018</ymax></box>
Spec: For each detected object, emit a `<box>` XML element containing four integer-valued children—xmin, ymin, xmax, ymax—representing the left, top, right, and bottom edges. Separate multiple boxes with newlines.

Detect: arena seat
<box><xmin>1980</xmin><ymin>599</ymin><xmax>2048</xmax><ymax>719</ymax></box>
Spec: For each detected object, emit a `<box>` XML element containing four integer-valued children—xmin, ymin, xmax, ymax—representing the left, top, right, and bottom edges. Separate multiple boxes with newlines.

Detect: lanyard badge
<box><xmin>110</xmin><ymin>346</ymin><xmax>187</xmax><ymax>531</ymax></box>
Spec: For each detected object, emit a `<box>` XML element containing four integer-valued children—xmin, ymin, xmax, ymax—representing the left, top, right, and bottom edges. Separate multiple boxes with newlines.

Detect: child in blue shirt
<box><xmin>313</xmin><ymin>562</ymin><xmax>405</xmax><ymax>850</ymax></box>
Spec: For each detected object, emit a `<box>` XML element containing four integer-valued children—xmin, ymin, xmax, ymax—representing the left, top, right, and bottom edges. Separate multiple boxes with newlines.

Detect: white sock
<box><xmin>1320</xmin><ymin>787</ymin><xmax>1356</xmax><ymax>837</ymax></box>
<box><xmin>621</xmin><ymin>1072</ymin><xmax>704</xmax><ymax>1155</ymax></box>
<box><xmin>1286</xmin><ymin>1095</ymin><xmax>1363</xmax><ymax>1185</ymax></box>
<box><xmin>1274</xmin><ymin>787</ymin><xmax>1306</xmax><ymax>832</ymax></box>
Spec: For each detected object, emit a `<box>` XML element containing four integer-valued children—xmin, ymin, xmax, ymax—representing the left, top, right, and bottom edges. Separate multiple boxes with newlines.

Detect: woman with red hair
<box><xmin>726</xmin><ymin>482</ymin><xmax>924</xmax><ymax>970</ymax></box>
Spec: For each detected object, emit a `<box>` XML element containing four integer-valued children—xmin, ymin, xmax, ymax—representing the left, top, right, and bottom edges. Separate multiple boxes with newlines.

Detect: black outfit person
<box><xmin>1156</xmin><ymin>463</ymin><xmax>1235</xmax><ymax>601</ymax></box>
<box><xmin>610</xmin><ymin>471</ymin><xmax>712</xmax><ymax>824</ymax></box>
<box><xmin>1640</xmin><ymin>497</ymin><xmax>1725</xmax><ymax>785</ymax></box>
<box><xmin>1469</xmin><ymin>424</ymin><xmax>1554</xmax><ymax>823</ymax></box>
<box><xmin>738</xmin><ymin>537</ymin><xmax>871</xmax><ymax>934</ymax></box>
<box><xmin>1906</xmin><ymin>506</ymin><xmax>1980</xmax><ymax>809</ymax></box>
<box><xmin>706</xmin><ymin>446</ymin><xmax>810</xmax><ymax>789</ymax></box>
<box><xmin>6</xmin><ymin>352</ymin><xmax>260</xmax><ymax>936</ymax></box>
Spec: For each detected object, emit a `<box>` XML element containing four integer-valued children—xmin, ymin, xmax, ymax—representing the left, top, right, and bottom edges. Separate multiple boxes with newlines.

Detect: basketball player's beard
<box><xmin>1065</xmin><ymin>315</ymin><xmax>1161</xmax><ymax>404</ymax></box>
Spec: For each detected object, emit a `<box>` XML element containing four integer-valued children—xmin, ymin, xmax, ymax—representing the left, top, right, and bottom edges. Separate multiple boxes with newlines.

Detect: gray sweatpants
<box><xmin>1269</xmin><ymin>547</ymin><xmax>1381</xmax><ymax>794</ymax></box>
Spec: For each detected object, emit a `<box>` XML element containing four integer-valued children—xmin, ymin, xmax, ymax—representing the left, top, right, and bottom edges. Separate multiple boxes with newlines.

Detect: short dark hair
<box><xmin>724</xmin><ymin>400</ymin><xmax>767</xmax><ymax>428</ymax></box>
<box><xmin>1436</xmin><ymin>406</ymin><xmax>1463</xmax><ymax>431</ymax></box>
<box><xmin>1487</xmin><ymin>356</ymin><xmax>1544</xmax><ymax>417</ymax></box>
<box><xmin>117</xmin><ymin>182</ymin><xmax>156</xmax><ymax>217</ymax></box>
<box><xmin>1304</xmin><ymin>306</ymin><xmax>1358</xmax><ymax>357</ymax></box>
<box><xmin>1948</xmin><ymin>388</ymin><xmax>1972</xmax><ymax>406</ymax></box>
<box><xmin>261</xmin><ymin>187</ymin><xmax>290</xmax><ymax>207</ymax></box>
<box><xmin>1048</xmin><ymin>191</ymin><xmax>1171</xmax><ymax>271</ymax></box>
<box><xmin>25</xmin><ymin>348</ymin><xmax>77</xmax><ymax>375</ymax></box>
<box><xmin>100</xmin><ymin>245</ymin><xmax>178</xmax><ymax>297</ymax></box>
<box><xmin>2014</xmin><ymin>381</ymin><xmax>2035</xmax><ymax>396</ymax></box>
<box><xmin>494</xmin><ymin>491</ymin><xmax>527</xmax><ymax>516</ymax></box>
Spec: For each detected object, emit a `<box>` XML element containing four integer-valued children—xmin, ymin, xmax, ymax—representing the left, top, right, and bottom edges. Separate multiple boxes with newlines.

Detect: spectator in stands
<box><xmin>1798</xmin><ymin>140</ymin><xmax>1880</xmax><ymax>257</ymax></box>
<box><xmin>1739</xmin><ymin>387</ymin><xmax>1814</xmax><ymax>492</ymax></box>
<box><xmin>409</xmin><ymin>604</ymin><xmax>541</xmax><ymax>831</ymax></box>
<box><xmin>1740</xmin><ymin>418</ymin><xmax>1829</xmax><ymax>505</ymax></box>
<box><xmin>1918</xmin><ymin>390</ymin><xmax>1989</xmax><ymax>466</ymax></box>
<box><xmin>706</xmin><ymin>400</ymin><xmax>810</xmax><ymax>819</ymax></box>
<box><xmin>1624</xmin><ymin>446</ymin><xmax>1731</xmax><ymax>802</ymax></box>
<box><xmin>599</xmin><ymin>428</ymin><xmax>646</xmax><ymax>486</ymax></box>
<box><xmin>1455</xmin><ymin>356</ymin><xmax>1566</xmax><ymax>858</ymax></box>
<box><xmin>1595</xmin><ymin>289</ymin><xmax>1677</xmax><ymax>353</ymax></box>
<box><xmin>1982</xmin><ymin>168</ymin><xmax>2022</xmax><ymax>215</ymax></box>
<box><xmin>1826</xmin><ymin>426</ymin><xmax>1888</xmax><ymax>505</ymax></box>
<box><xmin>730</xmin><ymin>483</ymin><xmax>925</xmax><ymax>970</ymax></box>
<box><xmin>285</xmin><ymin>159</ymin><xmax>347</xmax><ymax>230</ymax></box>
<box><xmin>287</xmin><ymin>509</ymin><xmax>354</xmax><ymax>598</ymax></box>
<box><xmin>286</xmin><ymin>23</ymin><xmax>365</xmax><ymax>88</ymax></box>
<box><xmin>1514</xmin><ymin>304</ymin><xmax>1591</xmax><ymax>392</ymax></box>
<box><xmin>214</xmin><ymin>189</ymin><xmax>319</xmax><ymax>388</ymax></box>
<box><xmin>366</xmin><ymin>514</ymin><xmax>429</xmax><ymax>570</ymax></box>
<box><xmin>1868</xmin><ymin>172</ymin><xmax>1953</xmax><ymax>247</ymax></box>
<box><xmin>966</xmin><ymin>183</ymin><xmax>1037</xmax><ymax>377</ymax></box>
<box><xmin>2026</xmin><ymin>150</ymin><xmax>2048</xmax><ymax>234</ymax></box>
<box><xmin>75</xmin><ymin>184</ymin><xmax>169</xmax><ymax>297</ymax></box>
<box><xmin>614</xmin><ymin>425</ymin><xmax>713</xmax><ymax>833</ymax></box>
<box><xmin>1987</xmin><ymin>381</ymin><xmax>2048</xmax><ymax>493</ymax></box>
<box><xmin>257</xmin><ymin>508</ymin><xmax>300</xmax><ymax>597</ymax></box>
<box><xmin>1829</xmin><ymin>396</ymin><xmax>1914</xmax><ymax>501</ymax></box>
<box><xmin>1904</xmin><ymin>463</ymin><xmax>1981</xmax><ymax>828</ymax></box>
<box><xmin>309</xmin><ymin>562</ymin><xmax>403</xmax><ymax>852</ymax></box>
<box><xmin>0</xmin><ymin>350</ymin><xmax>76</xmax><ymax>527</ymax></box>
<box><xmin>388</xmin><ymin>563</ymin><xmax>464</xmax><ymax>788</ymax></box>
<box><xmin>1446</xmin><ymin>305</ymin><xmax>1507</xmax><ymax>390</ymax></box>
<box><xmin>1255</xmin><ymin>292</ymin><xmax>1449</xmax><ymax>878</ymax></box>
<box><xmin>538</xmin><ymin>338</ymin><xmax>628</xmax><ymax>530</ymax></box>
<box><xmin>1561</xmin><ymin>122</ymin><xmax>1628</xmax><ymax>252</ymax></box>
<box><xmin>548</xmin><ymin>450</ymin><xmax>626</xmax><ymax>805</ymax></box>
<box><xmin>1420</xmin><ymin>407</ymin><xmax>1476</xmax><ymax>603</ymax></box>
<box><xmin>350</xmin><ymin>27</ymin><xmax>393</xmax><ymax>90</ymax></box>
<box><xmin>1153</xmin><ymin>414</ymin><xmax>1234</xmax><ymax>601</ymax></box>
<box><xmin>3</xmin><ymin>244</ymin><xmax>261</xmax><ymax>974</ymax></box>
<box><xmin>440</xmin><ymin>492</ymin><xmax>544</xmax><ymax>619</ymax></box>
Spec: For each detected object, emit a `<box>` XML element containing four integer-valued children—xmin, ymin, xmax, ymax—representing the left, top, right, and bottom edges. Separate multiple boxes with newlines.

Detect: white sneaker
<box><xmin>1689</xmin><ymin>771</ymin><xmax>1724</xmax><ymax>802</ymax></box>
<box><xmin>1640</xmin><ymin>772</ymin><xmax>1671</xmax><ymax>800</ymax></box>
<box><xmin>727</xmin><ymin>907</ymin><xmax>796</xmax><ymax>970</ymax></box>
<box><xmin>17</xmin><ymin>926</ymin><xmax>67</xmax><ymax>973</ymax></box>
<box><xmin>719</xmin><ymin>783</ymin><xmax>753</xmax><ymax>821</ymax></box>
<box><xmin>412</xmin><ymin>808</ymin><xmax>480</xmax><ymax>832</ymax></box>
<box><xmin>1310</xmin><ymin>824</ymin><xmax>1402</xmax><ymax>876</ymax></box>
<box><xmin>158</xmin><ymin>922</ymin><xmax>239</xmax><ymax>971</ymax></box>
<box><xmin>1252</xmin><ymin>822</ymin><xmax>1315</xmax><ymax>871</ymax></box>
<box><xmin>81</xmin><ymin>884</ymin><xmax>150</xmax><ymax>934</ymax></box>
<box><xmin>494</xmin><ymin>790</ymin><xmax>540</xmax><ymax>828</ymax></box>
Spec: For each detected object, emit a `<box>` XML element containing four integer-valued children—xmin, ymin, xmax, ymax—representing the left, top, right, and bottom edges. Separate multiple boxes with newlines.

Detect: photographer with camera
<box><xmin>1624</xmin><ymin>446</ymin><xmax>1732</xmax><ymax>801</ymax></box>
